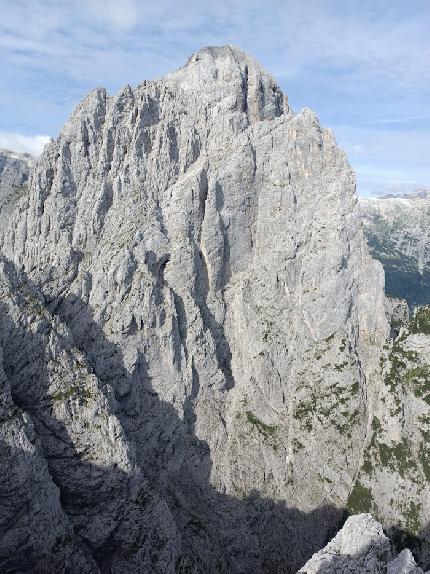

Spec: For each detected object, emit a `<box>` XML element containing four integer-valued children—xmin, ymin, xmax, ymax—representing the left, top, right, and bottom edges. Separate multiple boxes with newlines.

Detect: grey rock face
<box><xmin>0</xmin><ymin>45</ymin><xmax>427</xmax><ymax>572</ymax></box>
<box><xmin>348</xmin><ymin>306</ymin><xmax>430</xmax><ymax>569</ymax></box>
<box><xmin>0</xmin><ymin>149</ymin><xmax>34</xmax><ymax>218</ymax></box>
<box><xmin>385</xmin><ymin>295</ymin><xmax>410</xmax><ymax>336</ymax></box>
<box><xmin>0</xmin><ymin>257</ymin><xmax>179</xmax><ymax>573</ymax></box>
<box><xmin>0</xmin><ymin>149</ymin><xmax>34</xmax><ymax>200</ymax></box>
<box><xmin>299</xmin><ymin>514</ymin><xmax>426</xmax><ymax>573</ymax></box>
<box><xmin>359</xmin><ymin>196</ymin><xmax>430</xmax><ymax>309</ymax></box>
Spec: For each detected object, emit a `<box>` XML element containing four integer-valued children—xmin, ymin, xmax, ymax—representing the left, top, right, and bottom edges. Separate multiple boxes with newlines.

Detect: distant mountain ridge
<box><xmin>377</xmin><ymin>188</ymin><xmax>430</xmax><ymax>200</ymax></box>
<box><xmin>359</xmin><ymin>194</ymin><xmax>430</xmax><ymax>309</ymax></box>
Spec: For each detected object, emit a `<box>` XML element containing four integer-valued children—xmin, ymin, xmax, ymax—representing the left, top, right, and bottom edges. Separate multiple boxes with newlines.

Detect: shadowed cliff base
<box><xmin>0</xmin><ymin>265</ymin><xmax>427</xmax><ymax>573</ymax></box>
<box><xmin>0</xmin><ymin>260</ymin><xmax>348</xmax><ymax>573</ymax></box>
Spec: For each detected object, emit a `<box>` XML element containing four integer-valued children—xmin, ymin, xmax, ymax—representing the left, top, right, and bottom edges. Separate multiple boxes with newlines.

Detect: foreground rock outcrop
<box><xmin>300</xmin><ymin>514</ymin><xmax>426</xmax><ymax>573</ymax></box>
<box><xmin>0</xmin><ymin>46</ymin><xmax>427</xmax><ymax>572</ymax></box>
<box><xmin>0</xmin><ymin>257</ymin><xmax>180</xmax><ymax>573</ymax></box>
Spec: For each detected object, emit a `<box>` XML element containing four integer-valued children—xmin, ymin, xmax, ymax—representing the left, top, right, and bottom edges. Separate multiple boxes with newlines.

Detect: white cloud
<box><xmin>0</xmin><ymin>133</ymin><xmax>50</xmax><ymax>156</ymax></box>
<box><xmin>1</xmin><ymin>0</ymin><xmax>429</xmax><ymax>96</ymax></box>
<box><xmin>335</xmin><ymin>126</ymin><xmax>430</xmax><ymax>165</ymax></box>
<box><xmin>85</xmin><ymin>0</ymin><xmax>140</xmax><ymax>31</ymax></box>
<box><xmin>1</xmin><ymin>0</ymin><xmax>429</xmax><ymax>196</ymax></box>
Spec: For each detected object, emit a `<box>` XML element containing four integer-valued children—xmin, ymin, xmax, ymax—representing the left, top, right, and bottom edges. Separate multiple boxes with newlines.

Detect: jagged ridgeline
<box><xmin>0</xmin><ymin>46</ymin><xmax>428</xmax><ymax>573</ymax></box>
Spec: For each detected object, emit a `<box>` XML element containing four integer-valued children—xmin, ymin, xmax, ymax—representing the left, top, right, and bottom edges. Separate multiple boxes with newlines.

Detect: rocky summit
<box><xmin>0</xmin><ymin>46</ymin><xmax>428</xmax><ymax>573</ymax></box>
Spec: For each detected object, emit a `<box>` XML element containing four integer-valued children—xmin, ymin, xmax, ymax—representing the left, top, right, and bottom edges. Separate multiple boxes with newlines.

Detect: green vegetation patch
<box><xmin>382</xmin><ymin>337</ymin><xmax>420</xmax><ymax>406</ymax></box>
<box><xmin>377</xmin><ymin>439</ymin><xmax>417</xmax><ymax>479</ymax></box>
<box><xmin>262</xmin><ymin>319</ymin><xmax>273</xmax><ymax>343</ymax></box>
<box><xmin>401</xmin><ymin>501</ymin><xmax>423</xmax><ymax>536</ymax></box>
<box><xmin>334</xmin><ymin>361</ymin><xmax>349</xmax><ymax>372</ymax></box>
<box><xmin>333</xmin><ymin>408</ymin><xmax>360</xmax><ymax>437</ymax></box>
<box><xmin>362</xmin><ymin>457</ymin><xmax>374</xmax><ymax>475</ymax></box>
<box><xmin>292</xmin><ymin>438</ymin><xmax>304</xmax><ymax>452</ymax></box>
<box><xmin>324</xmin><ymin>332</ymin><xmax>335</xmax><ymax>343</ymax></box>
<box><xmin>351</xmin><ymin>381</ymin><xmax>360</xmax><ymax>394</ymax></box>
<box><xmin>403</xmin><ymin>365</ymin><xmax>430</xmax><ymax>404</ymax></box>
<box><xmin>339</xmin><ymin>338</ymin><xmax>348</xmax><ymax>352</ymax></box>
<box><xmin>347</xmin><ymin>481</ymin><xmax>374</xmax><ymax>514</ymax></box>
<box><xmin>51</xmin><ymin>385</ymin><xmax>94</xmax><ymax>403</ymax></box>
<box><xmin>293</xmin><ymin>396</ymin><xmax>316</xmax><ymax>432</ymax></box>
<box><xmin>246</xmin><ymin>411</ymin><xmax>278</xmax><ymax>439</ymax></box>
<box><xmin>418</xmin><ymin>414</ymin><xmax>430</xmax><ymax>442</ymax></box>
<box><xmin>419</xmin><ymin>443</ymin><xmax>430</xmax><ymax>481</ymax></box>
<box><xmin>409</xmin><ymin>306</ymin><xmax>430</xmax><ymax>335</ymax></box>
<box><xmin>359</xmin><ymin>416</ymin><xmax>382</xmax><ymax>475</ymax></box>
<box><xmin>372</xmin><ymin>416</ymin><xmax>382</xmax><ymax>433</ymax></box>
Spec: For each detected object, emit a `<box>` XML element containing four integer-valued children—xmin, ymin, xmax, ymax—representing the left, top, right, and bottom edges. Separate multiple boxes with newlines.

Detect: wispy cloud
<box><xmin>1</xmin><ymin>0</ymin><xmax>429</xmax><ymax>195</ymax></box>
<box><xmin>356</xmin><ymin>165</ymin><xmax>430</xmax><ymax>197</ymax></box>
<box><xmin>0</xmin><ymin>133</ymin><xmax>50</xmax><ymax>156</ymax></box>
<box><xmin>84</xmin><ymin>0</ymin><xmax>140</xmax><ymax>31</ymax></box>
<box><xmin>2</xmin><ymin>1</ymin><xmax>429</xmax><ymax>91</ymax></box>
<box><xmin>370</xmin><ymin>114</ymin><xmax>430</xmax><ymax>126</ymax></box>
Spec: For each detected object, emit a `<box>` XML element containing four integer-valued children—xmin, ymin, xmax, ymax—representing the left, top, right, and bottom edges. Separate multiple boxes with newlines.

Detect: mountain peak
<box><xmin>0</xmin><ymin>46</ymin><xmax>426</xmax><ymax>574</ymax></box>
<box><xmin>187</xmin><ymin>44</ymin><xmax>256</xmax><ymax>64</ymax></box>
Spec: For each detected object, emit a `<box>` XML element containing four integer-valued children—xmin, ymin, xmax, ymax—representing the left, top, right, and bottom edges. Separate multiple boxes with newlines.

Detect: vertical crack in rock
<box><xmin>183</xmin><ymin>357</ymin><xmax>200</xmax><ymax>433</ymax></box>
<box><xmin>242</xmin><ymin>65</ymin><xmax>249</xmax><ymax>113</ymax></box>
<box><xmin>197</xmin><ymin>243</ymin><xmax>235</xmax><ymax>390</ymax></box>
<box><xmin>171</xmin><ymin>289</ymin><xmax>188</xmax><ymax>361</ymax></box>
<box><xmin>194</xmin><ymin>174</ymin><xmax>235</xmax><ymax>390</ymax></box>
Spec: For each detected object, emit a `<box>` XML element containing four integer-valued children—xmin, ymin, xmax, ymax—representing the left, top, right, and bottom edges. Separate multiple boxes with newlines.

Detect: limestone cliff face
<box><xmin>348</xmin><ymin>307</ymin><xmax>430</xmax><ymax>569</ymax></box>
<box><xmin>0</xmin><ymin>149</ymin><xmax>34</xmax><ymax>213</ymax></box>
<box><xmin>0</xmin><ymin>46</ymin><xmax>408</xmax><ymax>572</ymax></box>
<box><xmin>0</xmin><ymin>149</ymin><xmax>34</xmax><ymax>197</ymax></box>
<box><xmin>0</xmin><ymin>258</ymin><xmax>179</xmax><ymax>573</ymax></box>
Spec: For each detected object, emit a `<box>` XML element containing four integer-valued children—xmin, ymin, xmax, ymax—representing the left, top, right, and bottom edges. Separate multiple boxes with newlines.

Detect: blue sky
<box><xmin>1</xmin><ymin>0</ymin><xmax>429</xmax><ymax>196</ymax></box>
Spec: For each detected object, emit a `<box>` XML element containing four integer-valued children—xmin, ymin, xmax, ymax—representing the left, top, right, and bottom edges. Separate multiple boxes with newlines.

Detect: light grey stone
<box><xmin>299</xmin><ymin>514</ymin><xmax>425</xmax><ymax>574</ymax></box>
<box><xmin>0</xmin><ymin>45</ymin><xmax>426</xmax><ymax>573</ymax></box>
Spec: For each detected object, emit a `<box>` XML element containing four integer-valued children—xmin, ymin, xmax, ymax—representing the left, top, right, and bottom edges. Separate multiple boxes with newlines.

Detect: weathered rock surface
<box><xmin>0</xmin><ymin>257</ymin><xmax>180</xmax><ymax>573</ymax></box>
<box><xmin>0</xmin><ymin>149</ymin><xmax>34</xmax><ymax>199</ymax></box>
<box><xmin>348</xmin><ymin>307</ymin><xmax>430</xmax><ymax>570</ymax></box>
<box><xmin>385</xmin><ymin>296</ymin><xmax>410</xmax><ymax>337</ymax></box>
<box><xmin>0</xmin><ymin>45</ymin><xmax>427</xmax><ymax>572</ymax></box>
<box><xmin>299</xmin><ymin>514</ymin><xmax>426</xmax><ymax>573</ymax></box>
<box><xmin>359</xmin><ymin>196</ymin><xmax>430</xmax><ymax>308</ymax></box>
<box><xmin>0</xmin><ymin>149</ymin><xmax>34</xmax><ymax>222</ymax></box>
